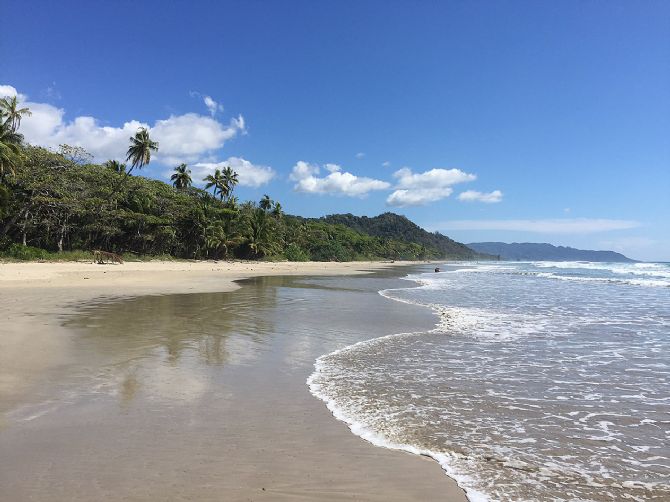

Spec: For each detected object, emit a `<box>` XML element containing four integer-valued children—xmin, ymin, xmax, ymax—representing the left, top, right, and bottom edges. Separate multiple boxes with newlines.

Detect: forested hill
<box><xmin>0</xmin><ymin>144</ymin><xmax>479</xmax><ymax>262</ymax></box>
<box><xmin>467</xmin><ymin>242</ymin><xmax>635</xmax><ymax>262</ymax></box>
<box><xmin>318</xmin><ymin>212</ymin><xmax>483</xmax><ymax>260</ymax></box>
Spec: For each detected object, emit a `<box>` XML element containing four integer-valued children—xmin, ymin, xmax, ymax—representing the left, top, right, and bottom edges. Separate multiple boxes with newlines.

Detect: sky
<box><xmin>2</xmin><ymin>0</ymin><xmax>668</xmax><ymax>260</ymax></box>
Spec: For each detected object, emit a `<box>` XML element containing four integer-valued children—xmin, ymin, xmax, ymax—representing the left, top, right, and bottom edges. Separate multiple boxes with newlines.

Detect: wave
<box><xmin>423</xmin><ymin>262</ymin><xmax>670</xmax><ymax>288</ymax></box>
<box><xmin>307</xmin><ymin>328</ymin><xmax>490</xmax><ymax>502</ymax></box>
<box><xmin>308</xmin><ymin>264</ymin><xmax>670</xmax><ymax>501</ymax></box>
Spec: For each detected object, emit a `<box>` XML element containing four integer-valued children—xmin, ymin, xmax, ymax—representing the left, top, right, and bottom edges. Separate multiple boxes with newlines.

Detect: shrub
<box><xmin>284</xmin><ymin>243</ymin><xmax>310</xmax><ymax>262</ymax></box>
<box><xmin>2</xmin><ymin>244</ymin><xmax>51</xmax><ymax>260</ymax></box>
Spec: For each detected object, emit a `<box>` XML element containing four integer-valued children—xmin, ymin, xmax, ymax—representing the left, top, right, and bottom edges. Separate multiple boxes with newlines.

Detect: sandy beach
<box><xmin>0</xmin><ymin>260</ymin><xmax>467</xmax><ymax>501</ymax></box>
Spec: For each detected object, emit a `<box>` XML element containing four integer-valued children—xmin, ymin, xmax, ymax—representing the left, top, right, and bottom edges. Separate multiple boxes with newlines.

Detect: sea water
<box><xmin>309</xmin><ymin>261</ymin><xmax>670</xmax><ymax>501</ymax></box>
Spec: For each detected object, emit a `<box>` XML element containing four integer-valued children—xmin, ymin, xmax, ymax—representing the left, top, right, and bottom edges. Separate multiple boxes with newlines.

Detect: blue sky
<box><xmin>2</xmin><ymin>0</ymin><xmax>668</xmax><ymax>260</ymax></box>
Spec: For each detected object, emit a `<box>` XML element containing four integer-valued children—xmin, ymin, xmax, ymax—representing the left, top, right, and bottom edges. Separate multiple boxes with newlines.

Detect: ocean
<box><xmin>309</xmin><ymin>261</ymin><xmax>670</xmax><ymax>501</ymax></box>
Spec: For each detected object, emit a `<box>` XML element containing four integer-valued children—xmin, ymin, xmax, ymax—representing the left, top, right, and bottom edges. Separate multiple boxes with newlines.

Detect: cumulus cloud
<box><xmin>290</xmin><ymin>161</ymin><xmax>390</xmax><ymax>197</ymax></box>
<box><xmin>393</xmin><ymin>167</ymin><xmax>476</xmax><ymax>189</ymax></box>
<box><xmin>431</xmin><ymin>218</ymin><xmax>641</xmax><ymax>234</ymax></box>
<box><xmin>458</xmin><ymin>190</ymin><xmax>503</xmax><ymax>203</ymax></box>
<box><xmin>386</xmin><ymin>167</ymin><xmax>476</xmax><ymax>206</ymax></box>
<box><xmin>0</xmin><ymin>84</ymin><xmax>24</xmax><ymax>100</ymax></box>
<box><xmin>4</xmin><ymin>84</ymin><xmax>246</xmax><ymax>165</ymax></box>
<box><xmin>152</xmin><ymin>113</ymin><xmax>245</xmax><ymax>165</ymax></box>
<box><xmin>191</xmin><ymin>157</ymin><xmax>275</xmax><ymax>188</ymax></box>
<box><xmin>387</xmin><ymin>188</ymin><xmax>454</xmax><ymax>207</ymax></box>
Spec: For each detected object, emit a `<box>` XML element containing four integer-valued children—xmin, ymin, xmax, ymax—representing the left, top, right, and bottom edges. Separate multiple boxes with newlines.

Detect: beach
<box><xmin>0</xmin><ymin>260</ymin><xmax>467</xmax><ymax>501</ymax></box>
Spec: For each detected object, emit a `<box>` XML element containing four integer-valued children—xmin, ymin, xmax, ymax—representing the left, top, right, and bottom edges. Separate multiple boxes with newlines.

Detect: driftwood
<box><xmin>93</xmin><ymin>250</ymin><xmax>124</xmax><ymax>265</ymax></box>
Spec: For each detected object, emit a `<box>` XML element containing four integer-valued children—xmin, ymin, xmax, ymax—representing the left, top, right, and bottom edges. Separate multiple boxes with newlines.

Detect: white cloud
<box><xmin>4</xmin><ymin>84</ymin><xmax>246</xmax><ymax>165</ymax></box>
<box><xmin>152</xmin><ymin>113</ymin><xmax>245</xmax><ymax>165</ymax></box>
<box><xmin>355</xmin><ymin>152</ymin><xmax>365</xmax><ymax>159</ymax></box>
<box><xmin>0</xmin><ymin>84</ymin><xmax>24</xmax><ymax>100</ymax></box>
<box><xmin>431</xmin><ymin>218</ymin><xmax>641</xmax><ymax>234</ymax></box>
<box><xmin>191</xmin><ymin>157</ymin><xmax>275</xmax><ymax>188</ymax></box>
<box><xmin>190</xmin><ymin>91</ymin><xmax>224</xmax><ymax>116</ymax></box>
<box><xmin>386</xmin><ymin>167</ymin><xmax>476</xmax><ymax>206</ymax></box>
<box><xmin>290</xmin><ymin>160</ymin><xmax>390</xmax><ymax>197</ymax></box>
<box><xmin>394</xmin><ymin>167</ymin><xmax>476</xmax><ymax>189</ymax></box>
<box><xmin>382</xmin><ymin>161</ymin><xmax>391</xmax><ymax>167</ymax></box>
<box><xmin>387</xmin><ymin>188</ymin><xmax>453</xmax><ymax>207</ymax></box>
<box><xmin>203</xmin><ymin>95</ymin><xmax>223</xmax><ymax>116</ymax></box>
<box><xmin>458</xmin><ymin>190</ymin><xmax>503</xmax><ymax>203</ymax></box>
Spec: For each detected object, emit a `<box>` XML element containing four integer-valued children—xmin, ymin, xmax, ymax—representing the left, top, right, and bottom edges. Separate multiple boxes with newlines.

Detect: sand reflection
<box><xmin>63</xmin><ymin>280</ymin><xmax>282</xmax><ymax>407</ymax></box>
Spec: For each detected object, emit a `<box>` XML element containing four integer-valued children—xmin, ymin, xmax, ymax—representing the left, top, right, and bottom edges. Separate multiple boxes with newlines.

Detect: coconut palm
<box><xmin>226</xmin><ymin>195</ymin><xmax>239</xmax><ymax>210</ymax></box>
<box><xmin>271</xmin><ymin>201</ymin><xmax>283</xmax><ymax>218</ymax></box>
<box><xmin>0</xmin><ymin>120</ymin><xmax>23</xmax><ymax>178</ymax></box>
<box><xmin>171</xmin><ymin>163</ymin><xmax>192</xmax><ymax>189</ymax></box>
<box><xmin>246</xmin><ymin>208</ymin><xmax>276</xmax><ymax>258</ymax></box>
<box><xmin>221</xmin><ymin>166</ymin><xmax>239</xmax><ymax>200</ymax></box>
<box><xmin>103</xmin><ymin>159</ymin><xmax>126</xmax><ymax>174</ymax></box>
<box><xmin>125</xmin><ymin>127</ymin><xmax>158</xmax><ymax>175</ymax></box>
<box><xmin>259</xmin><ymin>194</ymin><xmax>273</xmax><ymax>211</ymax></box>
<box><xmin>0</xmin><ymin>95</ymin><xmax>32</xmax><ymax>132</ymax></box>
<box><xmin>203</xmin><ymin>169</ymin><xmax>225</xmax><ymax>199</ymax></box>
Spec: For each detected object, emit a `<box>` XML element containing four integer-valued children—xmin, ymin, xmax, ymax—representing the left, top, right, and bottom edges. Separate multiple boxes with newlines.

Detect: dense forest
<box><xmin>0</xmin><ymin>97</ymin><xmax>481</xmax><ymax>262</ymax></box>
<box><xmin>319</xmin><ymin>212</ymin><xmax>482</xmax><ymax>260</ymax></box>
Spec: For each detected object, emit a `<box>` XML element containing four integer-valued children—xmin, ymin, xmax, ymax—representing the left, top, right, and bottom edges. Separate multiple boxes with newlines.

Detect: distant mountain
<box><xmin>467</xmin><ymin>242</ymin><xmax>635</xmax><ymax>262</ymax></box>
<box><xmin>317</xmin><ymin>212</ymin><xmax>485</xmax><ymax>260</ymax></box>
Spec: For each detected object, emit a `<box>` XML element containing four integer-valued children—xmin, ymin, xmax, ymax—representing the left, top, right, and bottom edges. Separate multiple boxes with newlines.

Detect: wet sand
<box><xmin>0</xmin><ymin>261</ymin><xmax>467</xmax><ymax>501</ymax></box>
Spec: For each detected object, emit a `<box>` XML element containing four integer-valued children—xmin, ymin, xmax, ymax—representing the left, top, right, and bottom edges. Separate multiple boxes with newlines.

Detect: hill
<box><xmin>318</xmin><ymin>212</ymin><xmax>483</xmax><ymax>260</ymax></box>
<box><xmin>0</xmin><ymin>145</ymin><xmax>476</xmax><ymax>262</ymax></box>
<box><xmin>467</xmin><ymin>242</ymin><xmax>635</xmax><ymax>262</ymax></box>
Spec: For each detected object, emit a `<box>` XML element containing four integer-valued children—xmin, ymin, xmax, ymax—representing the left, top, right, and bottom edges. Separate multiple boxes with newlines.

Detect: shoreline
<box><xmin>0</xmin><ymin>260</ymin><xmax>468</xmax><ymax>501</ymax></box>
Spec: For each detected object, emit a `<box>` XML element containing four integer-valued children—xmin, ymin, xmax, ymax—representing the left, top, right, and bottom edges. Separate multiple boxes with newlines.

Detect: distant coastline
<box><xmin>468</xmin><ymin>241</ymin><xmax>635</xmax><ymax>262</ymax></box>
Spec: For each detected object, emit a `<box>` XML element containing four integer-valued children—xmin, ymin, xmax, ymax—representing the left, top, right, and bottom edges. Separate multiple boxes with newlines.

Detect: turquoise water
<box><xmin>309</xmin><ymin>261</ymin><xmax>670</xmax><ymax>501</ymax></box>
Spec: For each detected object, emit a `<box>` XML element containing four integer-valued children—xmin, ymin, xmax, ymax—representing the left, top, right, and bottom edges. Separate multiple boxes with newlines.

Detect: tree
<box><xmin>259</xmin><ymin>194</ymin><xmax>273</xmax><ymax>211</ymax></box>
<box><xmin>171</xmin><ymin>163</ymin><xmax>192</xmax><ymax>189</ymax></box>
<box><xmin>271</xmin><ymin>201</ymin><xmax>283</xmax><ymax>218</ymax></box>
<box><xmin>221</xmin><ymin>166</ymin><xmax>239</xmax><ymax>201</ymax></box>
<box><xmin>203</xmin><ymin>169</ymin><xmax>225</xmax><ymax>199</ymax></box>
<box><xmin>0</xmin><ymin>95</ymin><xmax>32</xmax><ymax>132</ymax></box>
<box><xmin>103</xmin><ymin>160</ymin><xmax>126</xmax><ymax>174</ymax></box>
<box><xmin>245</xmin><ymin>208</ymin><xmax>276</xmax><ymax>258</ymax></box>
<box><xmin>0</xmin><ymin>120</ymin><xmax>22</xmax><ymax>178</ymax></box>
<box><xmin>125</xmin><ymin>127</ymin><xmax>158</xmax><ymax>175</ymax></box>
<box><xmin>58</xmin><ymin>144</ymin><xmax>93</xmax><ymax>165</ymax></box>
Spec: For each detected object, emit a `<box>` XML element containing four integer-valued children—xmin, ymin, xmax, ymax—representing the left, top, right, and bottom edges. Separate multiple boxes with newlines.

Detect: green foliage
<box><xmin>320</xmin><ymin>212</ymin><xmax>483</xmax><ymax>259</ymax></box>
<box><xmin>0</xmin><ymin>143</ymin><xmax>478</xmax><ymax>262</ymax></box>
<box><xmin>2</xmin><ymin>243</ymin><xmax>51</xmax><ymax>260</ymax></box>
<box><xmin>126</xmin><ymin>127</ymin><xmax>158</xmax><ymax>173</ymax></box>
<box><xmin>284</xmin><ymin>242</ymin><xmax>310</xmax><ymax>261</ymax></box>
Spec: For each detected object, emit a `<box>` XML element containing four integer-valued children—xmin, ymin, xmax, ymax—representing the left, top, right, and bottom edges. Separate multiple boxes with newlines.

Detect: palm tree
<box><xmin>171</xmin><ymin>163</ymin><xmax>192</xmax><ymax>189</ymax></box>
<box><xmin>203</xmin><ymin>169</ymin><xmax>225</xmax><ymax>199</ymax></box>
<box><xmin>221</xmin><ymin>166</ymin><xmax>239</xmax><ymax>200</ymax></box>
<box><xmin>271</xmin><ymin>201</ymin><xmax>283</xmax><ymax>218</ymax></box>
<box><xmin>259</xmin><ymin>194</ymin><xmax>273</xmax><ymax>211</ymax></box>
<box><xmin>103</xmin><ymin>159</ymin><xmax>126</xmax><ymax>174</ymax></box>
<box><xmin>246</xmin><ymin>208</ymin><xmax>276</xmax><ymax>258</ymax></box>
<box><xmin>0</xmin><ymin>120</ymin><xmax>23</xmax><ymax>178</ymax></box>
<box><xmin>0</xmin><ymin>95</ymin><xmax>32</xmax><ymax>132</ymax></box>
<box><xmin>125</xmin><ymin>127</ymin><xmax>158</xmax><ymax>175</ymax></box>
<box><xmin>226</xmin><ymin>195</ymin><xmax>239</xmax><ymax>210</ymax></box>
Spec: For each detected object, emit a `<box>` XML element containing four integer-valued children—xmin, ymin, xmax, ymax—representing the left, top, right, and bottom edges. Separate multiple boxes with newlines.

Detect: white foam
<box><xmin>308</xmin><ymin>351</ymin><xmax>490</xmax><ymax>502</ymax></box>
<box><xmin>307</xmin><ymin>262</ymin><xmax>670</xmax><ymax>500</ymax></box>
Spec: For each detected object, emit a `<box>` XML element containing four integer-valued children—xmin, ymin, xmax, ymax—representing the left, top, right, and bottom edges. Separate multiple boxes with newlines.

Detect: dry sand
<box><xmin>0</xmin><ymin>260</ymin><xmax>467</xmax><ymax>501</ymax></box>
